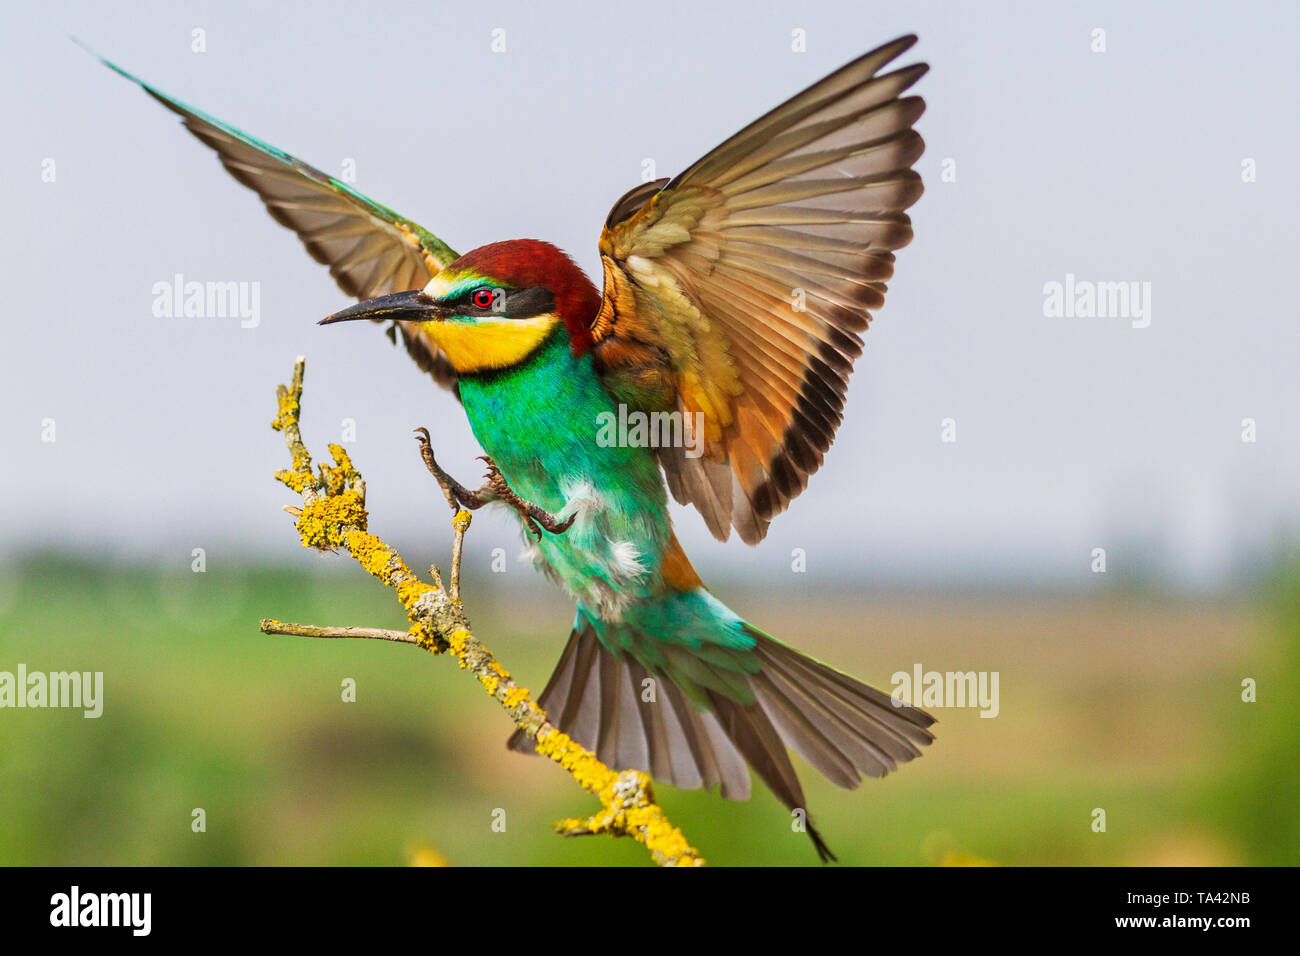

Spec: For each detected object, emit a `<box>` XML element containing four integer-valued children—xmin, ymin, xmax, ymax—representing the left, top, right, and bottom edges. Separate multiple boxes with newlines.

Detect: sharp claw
<box><xmin>418</xmin><ymin>447</ymin><xmax>572</xmax><ymax>538</ymax></box>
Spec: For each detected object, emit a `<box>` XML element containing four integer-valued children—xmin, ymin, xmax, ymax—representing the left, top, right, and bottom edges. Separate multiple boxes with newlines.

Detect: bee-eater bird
<box><xmin>93</xmin><ymin>34</ymin><xmax>935</xmax><ymax>860</ymax></box>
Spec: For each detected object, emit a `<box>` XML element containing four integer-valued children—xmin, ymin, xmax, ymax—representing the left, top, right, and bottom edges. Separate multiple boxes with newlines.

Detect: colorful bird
<box><xmin>93</xmin><ymin>34</ymin><xmax>935</xmax><ymax>860</ymax></box>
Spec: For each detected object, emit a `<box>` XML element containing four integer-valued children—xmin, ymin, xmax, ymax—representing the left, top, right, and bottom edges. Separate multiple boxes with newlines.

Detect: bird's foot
<box><xmin>476</xmin><ymin>456</ymin><xmax>576</xmax><ymax>541</ymax></box>
<box><xmin>414</xmin><ymin>427</ymin><xmax>491</xmax><ymax>513</ymax></box>
<box><xmin>413</xmin><ymin>428</ymin><xmax>575</xmax><ymax>540</ymax></box>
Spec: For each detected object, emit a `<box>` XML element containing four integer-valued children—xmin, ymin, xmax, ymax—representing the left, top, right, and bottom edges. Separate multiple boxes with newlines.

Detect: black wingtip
<box><xmin>807</xmin><ymin>819</ymin><xmax>838</xmax><ymax>864</ymax></box>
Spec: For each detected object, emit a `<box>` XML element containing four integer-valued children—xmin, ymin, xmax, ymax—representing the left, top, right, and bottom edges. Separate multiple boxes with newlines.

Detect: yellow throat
<box><xmin>418</xmin><ymin>313</ymin><xmax>559</xmax><ymax>374</ymax></box>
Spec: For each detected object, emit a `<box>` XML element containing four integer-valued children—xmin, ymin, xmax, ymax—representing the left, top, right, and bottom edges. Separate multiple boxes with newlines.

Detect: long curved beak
<box><xmin>319</xmin><ymin>290</ymin><xmax>447</xmax><ymax>325</ymax></box>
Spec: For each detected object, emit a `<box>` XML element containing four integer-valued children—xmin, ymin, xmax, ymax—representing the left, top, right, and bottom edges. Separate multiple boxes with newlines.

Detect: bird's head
<box><xmin>320</xmin><ymin>239</ymin><xmax>601</xmax><ymax>375</ymax></box>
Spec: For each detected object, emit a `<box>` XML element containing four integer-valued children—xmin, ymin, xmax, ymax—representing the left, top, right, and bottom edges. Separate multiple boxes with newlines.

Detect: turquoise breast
<box><xmin>455</xmin><ymin>328</ymin><xmax>673</xmax><ymax>616</ymax></box>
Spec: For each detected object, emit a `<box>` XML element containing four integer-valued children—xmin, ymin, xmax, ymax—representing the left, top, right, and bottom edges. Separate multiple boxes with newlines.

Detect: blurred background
<box><xmin>1</xmin><ymin>0</ymin><xmax>1296</xmax><ymax>865</ymax></box>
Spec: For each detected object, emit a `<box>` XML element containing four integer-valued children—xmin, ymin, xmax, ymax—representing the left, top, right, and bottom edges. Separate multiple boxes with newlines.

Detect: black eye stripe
<box><xmin>502</xmin><ymin>286</ymin><xmax>555</xmax><ymax>318</ymax></box>
<box><xmin>448</xmin><ymin>285</ymin><xmax>497</xmax><ymax>306</ymax></box>
<box><xmin>450</xmin><ymin>285</ymin><xmax>555</xmax><ymax>319</ymax></box>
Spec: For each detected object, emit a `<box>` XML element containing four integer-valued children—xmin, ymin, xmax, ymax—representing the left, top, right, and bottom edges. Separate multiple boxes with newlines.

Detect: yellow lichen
<box><xmin>344</xmin><ymin>530</ymin><xmax>396</xmax><ymax>581</ymax></box>
<box><xmin>408</xmin><ymin>622</ymin><xmax>445</xmax><ymax>654</ymax></box>
<box><xmin>295</xmin><ymin>490</ymin><xmax>367</xmax><ymax>549</ymax></box>
<box><xmin>271</xmin><ymin>390</ymin><xmax>299</xmax><ymax>432</ymax></box>
<box><xmin>320</xmin><ymin>443</ymin><xmax>357</xmax><ymax>494</ymax></box>
<box><xmin>446</xmin><ymin>627</ymin><xmax>471</xmax><ymax>659</ymax></box>
<box><xmin>535</xmin><ymin>729</ymin><xmax>616</xmax><ymax>794</ymax></box>
<box><xmin>546</xmin><ymin>758</ymin><xmax>702</xmax><ymax>865</ymax></box>
<box><xmin>326</xmin><ymin>443</ymin><xmax>353</xmax><ymax>472</ymax></box>
<box><xmin>624</xmin><ymin>806</ymin><xmax>702</xmax><ymax>866</ymax></box>
<box><xmin>396</xmin><ymin>578</ymin><xmax>435</xmax><ymax>610</ymax></box>
<box><xmin>275</xmin><ymin>468</ymin><xmax>313</xmax><ymax>494</ymax></box>
<box><xmin>503</xmin><ymin>686</ymin><xmax>530</xmax><ymax>708</ymax></box>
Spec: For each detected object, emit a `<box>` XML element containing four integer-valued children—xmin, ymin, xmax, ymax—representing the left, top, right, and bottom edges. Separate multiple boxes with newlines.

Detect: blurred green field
<box><xmin>0</xmin><ymin>553</ymin><xmax>1294</xmax><ymax>866</ymax></box>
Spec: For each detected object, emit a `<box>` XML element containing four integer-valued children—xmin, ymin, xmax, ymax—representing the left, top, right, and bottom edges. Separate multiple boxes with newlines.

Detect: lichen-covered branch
<box><xmin>266</xmin><ymin>357</ymin><xmax>704</xmax><ymax>867</ymax></box>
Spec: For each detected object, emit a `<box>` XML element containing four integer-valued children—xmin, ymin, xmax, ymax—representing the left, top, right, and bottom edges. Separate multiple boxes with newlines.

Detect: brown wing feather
<box><xmin>592</xmin><ymin>35</ymin><xmax>927</xmax><ymax>542</ymax></box>
<box><xmin>123</xmin><ymin>71</ymin><xmax>462</xmax><ymax>392</ymax></box>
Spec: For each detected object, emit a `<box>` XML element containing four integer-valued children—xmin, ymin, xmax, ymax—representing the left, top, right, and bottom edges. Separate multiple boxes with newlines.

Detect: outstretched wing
<box><xmin>93</xmin><ymin>50</ymin><xmax>462</xmax><ymax>391</ymax></box>
<box><xmin>592</xmin><ymin>35</ymin><xmax>927</xmax><ymax>543</ymax></box>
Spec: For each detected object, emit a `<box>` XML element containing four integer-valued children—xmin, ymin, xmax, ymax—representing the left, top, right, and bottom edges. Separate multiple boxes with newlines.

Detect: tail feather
<box><xmin>555</xmin><ymin>625</ymin><xmax>603</xmax><ymax>745</ymax></box>
<box><xmin>508</xmin><ymin>620</ymin><xmax>751</xmax><ymax>799</ymax></box>
<box><xmin>751</xmin><ymin>630</ymin><xmax>935</xmax><ymax>778</ymax></box>
<box><xmin>704</xmin><ymin>690</ymin><xmax>806</xmax><ymax>811</ymax></box>
<box><xmin>623</xmin><ymin>657</ymin><xmax>673</xmax><ymax>780</ymax></box>
<box><xmin>662</xmin><ymin>678</ymin><xmax>746</xmax><ymax>796</ymax></box>
<box><xmin>759</xmin><ymin>635</ymin><xmax>934</xmax><ymax>762</ymax></box>
<box><xmin>626</xmin><ymin>658</ymin><xmax>695</xmax><ymax>785</ymax></box>
<box><xmin>749</xmin><ymin>669</ymin><xmax>865</xmax><ymax>788</ymax></box>
<box><xmin>507</xmin><ymin>614</ymin><xmax>935</xmax><ymax>862</ymax></box>
<box><xmin>595</xmin><ymin>649</ymin><xmax>625</xmax><ymax>767</ymax></box>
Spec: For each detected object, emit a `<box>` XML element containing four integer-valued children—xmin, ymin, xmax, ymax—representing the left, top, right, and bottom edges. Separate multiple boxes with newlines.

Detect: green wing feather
<box><xmin>87</xmin><ymin>45</ymin><xmax>462</xmax><ymax>390</ymax></box>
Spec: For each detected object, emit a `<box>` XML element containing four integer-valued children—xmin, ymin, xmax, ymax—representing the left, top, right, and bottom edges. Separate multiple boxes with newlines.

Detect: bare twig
<box><xmin>259</xmin><ymin>620</ymin><xmax>420</xmax><ymax>644</ymax></box>
<box><xmin>449</xmin><ymin>508</ymin><xmax>470</xmax><ymax>602</ymax></box>
<box><xmin>266</xmin><ymin>357</ymin><xmax>703</xmax><ymax>867</ymax></box>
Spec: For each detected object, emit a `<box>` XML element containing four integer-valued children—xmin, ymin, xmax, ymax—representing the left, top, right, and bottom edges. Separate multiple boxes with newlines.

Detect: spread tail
<box><xmin>508</xmin><ymin>613</ymin><xmax>935</xmax><ymax>862</ymax></box>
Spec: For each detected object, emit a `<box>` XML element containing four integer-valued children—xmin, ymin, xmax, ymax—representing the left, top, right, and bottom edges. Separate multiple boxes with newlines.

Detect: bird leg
<box><xmin>477</xmin><ymin>455</ymin><xmax>577</xmax><ymax>541</ymax></box>
<box><xmin>414</xmin><ymin>428</ymin><xmax>576</xmax><ymax>541</ymax></box>
<box><xmin>414</xmin><ymin>427</ymin><xmax>490</xmax><ymax>512</ymax></box>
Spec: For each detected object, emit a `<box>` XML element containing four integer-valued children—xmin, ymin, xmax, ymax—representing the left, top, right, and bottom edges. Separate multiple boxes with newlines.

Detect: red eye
<box><xmin>471</xmin><ymin>288</ymin><xmax>496</xmax><ymax>309</ymax></box>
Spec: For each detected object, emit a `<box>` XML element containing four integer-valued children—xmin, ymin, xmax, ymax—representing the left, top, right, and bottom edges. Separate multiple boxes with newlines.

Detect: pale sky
<box><xmin>2</xmin><ymin>0</ymin><xmax>1297</xmax><ymax>589</ymax></box>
